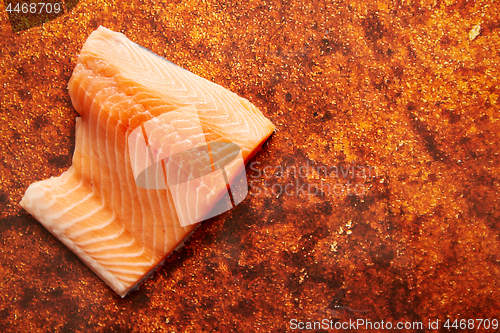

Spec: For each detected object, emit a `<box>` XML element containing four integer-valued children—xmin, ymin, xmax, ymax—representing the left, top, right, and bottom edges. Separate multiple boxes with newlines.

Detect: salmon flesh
<box><xmin>20</xmin><ymin>27</ymin><xmax>275</xmax><ymax>297</ymax></box>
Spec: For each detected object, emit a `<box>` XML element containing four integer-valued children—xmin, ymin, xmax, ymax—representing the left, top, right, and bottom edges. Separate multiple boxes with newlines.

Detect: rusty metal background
<box><xmin>1</xmin><ymin>0</ymin><xmax>499</xmax><ymax>331</ymax></box>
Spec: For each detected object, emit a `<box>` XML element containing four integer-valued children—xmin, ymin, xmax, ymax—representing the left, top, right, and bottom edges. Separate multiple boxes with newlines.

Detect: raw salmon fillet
<box><xmin>20</xmin><ymin>27</ymin><xmax>275</xmax><ymax>297</ymax></box>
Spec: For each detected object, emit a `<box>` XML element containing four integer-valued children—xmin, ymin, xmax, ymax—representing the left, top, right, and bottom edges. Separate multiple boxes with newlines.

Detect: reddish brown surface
<box><xmin>1</xmin><ymin>0</ymin><xmax>499</xmax><ymax>332</ymax></box>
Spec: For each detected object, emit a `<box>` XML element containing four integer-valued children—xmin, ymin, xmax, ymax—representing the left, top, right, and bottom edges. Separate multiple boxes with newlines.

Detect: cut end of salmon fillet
<box><xmin>20</xmin><ymin>26</ymin><xmax>275</xmax><ymax>297</ymax></box>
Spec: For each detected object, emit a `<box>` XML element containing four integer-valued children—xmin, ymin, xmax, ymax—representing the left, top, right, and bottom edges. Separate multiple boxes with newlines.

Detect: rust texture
<box><xmin>1</xmin><ymin>0</ymin><xmax>499</xmax><ymax>332</ymax></box>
